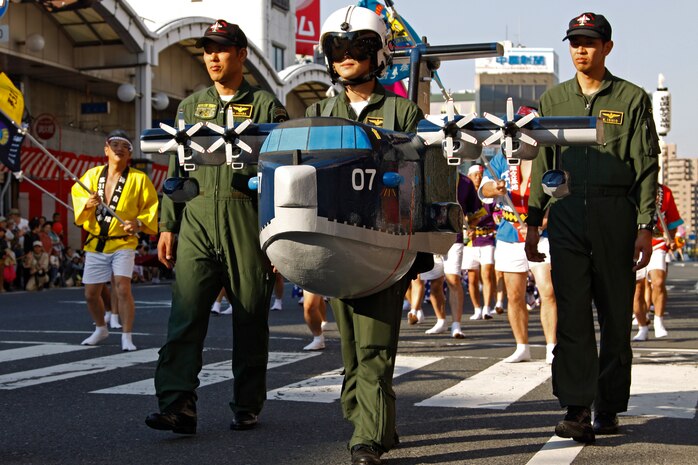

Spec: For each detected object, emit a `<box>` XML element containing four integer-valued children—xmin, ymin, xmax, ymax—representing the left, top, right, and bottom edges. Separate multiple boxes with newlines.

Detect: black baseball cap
<box><xmin>195</xmin><ymin>20</ymin><xmax>248</xmax><ymax>48</ymax></box>
<box><xmin>563</xmin><ymin>12</ymin><xmax>612</xmax><ymax>42</ymax></box>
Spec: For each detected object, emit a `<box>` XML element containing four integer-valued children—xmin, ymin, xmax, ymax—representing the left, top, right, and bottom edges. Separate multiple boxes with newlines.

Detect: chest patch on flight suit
<box><xmin>599</xmin><ymin>110</ymin><xmax>624</xmax><ymax>125</ymax></box>
<box><xmin>365</xmin><ymin>116</ymin><xmax>384</xmax><ymax>127</ymax></box>
<box><xmin>194</xmin><ymin>103</ymin><xmax>217</xmax><ymax>119</ymax></box>
<box><xmin>231</xmin><ymin>104</ymin><xmax>253</xmax><ymax>118</ymax></box>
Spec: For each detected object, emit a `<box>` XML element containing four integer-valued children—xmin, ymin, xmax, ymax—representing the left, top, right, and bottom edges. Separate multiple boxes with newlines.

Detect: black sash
<box><xmin>92</xmin><ymin>165</ymin><xmax>129</xmax><ymax>253</ymax></box>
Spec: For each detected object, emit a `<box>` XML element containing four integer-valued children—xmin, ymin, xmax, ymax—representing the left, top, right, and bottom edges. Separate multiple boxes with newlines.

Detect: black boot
<box><xmin>145</xmin><ymin>394</ymin><xmax>197</xmax><ymax>434</ymax></box>
<box><xmin>593</xmin><ymin>411</ymin><xmax>619</xmax><ymax>434</ymax></box>
<box><xmin>555</xmin><ymin>405</ymin><xmax>595</xmax><ymax>443</ymax></box>
<box><xmin>350</xmin><ymin>445</ymin><xmax>382</xmax><ymax>465</ymax></box>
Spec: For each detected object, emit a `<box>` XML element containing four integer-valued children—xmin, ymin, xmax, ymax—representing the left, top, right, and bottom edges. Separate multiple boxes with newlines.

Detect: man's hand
<box><xmin>633</xmin><ymin>229</ymin><xmax>653</xmax><ymax>271</ymax></box>
<box><xmin>85</xmin><ymin>192</ymin><xmax>100</xmax><ymax>209</ymax></box>
<box><xmin>482</xmin><ymin>180</ymin><xmax>508</xmax><ymax>198</ymax></box>
<box><xmin>158</xmin><ymin>232</ymin><xmax>177</xmax><ymax>269</ymax></box>
<box><xmin>121</xmin><ymin>220</ymin><xmax>140</xmax><ymax>236</ymax></box>
<box><xmin>524</xmin><ymin>226</ymin><xmax>546</xmax><ymax>262</ymax></box>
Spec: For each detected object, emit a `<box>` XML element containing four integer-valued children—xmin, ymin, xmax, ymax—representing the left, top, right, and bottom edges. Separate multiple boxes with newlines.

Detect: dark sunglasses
<box><xmin>323</xmin><ymin>32</ymin><xmax>380</xmax><ymax>63</ymax></box>
<box><xmin>162</xmin><ymin>177</ymin><xmax>200</xmax><ymax>203</ymax></box>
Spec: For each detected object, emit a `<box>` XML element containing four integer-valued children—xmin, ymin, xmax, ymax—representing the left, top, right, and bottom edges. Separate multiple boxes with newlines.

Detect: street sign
<box><xmin>0</xmin><ymin>0</ymin><xmax>9</xmax><ymax>20</ymax></box>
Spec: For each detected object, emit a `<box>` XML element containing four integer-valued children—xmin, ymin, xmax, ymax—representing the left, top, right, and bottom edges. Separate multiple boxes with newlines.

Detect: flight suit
<box><xmin>155</xmin><ymin>79</ymin><xmax>288</xmax><ymax>415</ymax></box>
<box><xmin>307</xmin><ymin>82</ymin><xmax>430</xmax><ymax>453</ymax></box>
<box><xmin>527</xmin><ymin>70</ymin><xmax>659</xmax><ymax>413</ymax></box>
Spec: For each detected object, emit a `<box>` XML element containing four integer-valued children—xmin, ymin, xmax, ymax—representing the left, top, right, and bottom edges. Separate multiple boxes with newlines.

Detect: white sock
<box><xmin>121</xmin><ymin>332</ymin><xmax>137</xmax><ymax>351</ymax></box>
<box><xmin>504</xmin><ymin>343</ymin><xmax>531</xmax><ymax>363</ymax></box>
<box><xmin>425</xmin><ymin>319</ymin><xmax>448</xmax><ymax>334</ymax></box>
<box><xmin>451</xmin><ymin>322</ymin><xmax>464</xmax><ymax>338</ymax></box>
<box><xmin>320</xmin><ymin>321</ymin><xmax>328</xmax><ymax>330</ymax></box>
<box><xmin>104</xmin><ymin>312</ymin><xmax>112</xmax><ymax>326</ymax></box>
<box><xmin>495</xmin><ymin>301</ymin><xmax>504</xmax><ymax>308</ymax></box>
<box><xmin>654</xmin><ymin>317</ymin><xmax>668</xmax><ymax>337</ymax></box>
<box><xmin>483</xmin><ymin>306</ymin><xmax>493</xmax><ymax>315</ymax></box>
<box><xmin>211</xmin><ymin>301</ymin><xmax>221</xmax><ymax>313</ymax></box>
<box><xmin>416</xmin><ymin>309</ymin><xmax>425</xmax><ymax>323</ymax></box>
<box><xmin>82</xmin><ymin>326</ymin><xmax>109</xmax><ymax>346</ymax></box>
<box><xmin>451</xmin><ymin>322</ymin><xmax>462</xmax><ymax>333</ymax></box>
<box><xmin>546</xmin><ymin>343</ymin><xmax>555</xmax><ymax>364</ymax></box>
<box><xmin>470</xmin><ymin>307</ymin><xmax>483</xmax><ymax>320</ymax></box>
<box><xmin>110</xmin><ymin>313</ymin><xmax>122</xmax><ymax>328</ymax></box>
<box><xmin>303</xmin><ymin>334</ymin><xmax>325</xmax><ymax>351</ymax></box>
<box><xmin>633</xmin><ymin>325</ymin><xmax>649</xmax><ymax>341</ymax></box>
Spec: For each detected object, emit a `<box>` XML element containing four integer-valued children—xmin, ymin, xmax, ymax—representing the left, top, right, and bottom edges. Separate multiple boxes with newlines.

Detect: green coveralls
<box><xmin>155</xmin><ymin>80</ymin><xmax>289</xmax><ymax>415</ymax></box>
<box><xmin>527</xmin><ymin>70</ymin><xmax>659</xmax><ymax>413</ymax></box>
<box><xmin>306</xmin><ymin>83</ymin><xmax>428</xmax><ymax>452</ymax></box>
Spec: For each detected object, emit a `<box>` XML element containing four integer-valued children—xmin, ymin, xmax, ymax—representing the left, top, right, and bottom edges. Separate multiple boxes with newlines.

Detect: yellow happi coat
<box><xmin>71</xmin><ymin>165</ymin><xmax>159</xmax><ymax>254</ymax></box>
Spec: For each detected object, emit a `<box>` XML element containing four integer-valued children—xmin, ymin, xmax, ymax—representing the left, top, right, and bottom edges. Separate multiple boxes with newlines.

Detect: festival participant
<box><xmin>632</xmin><ymin>184</ymin><xmax>683</xmax><ymax>341</ymax></box>
<box><xmin>71</xmin><ymin>130</ymin><xmax>158</xmax><ymax>351</ymax></box>
<box><xmin>146</xmin><ymin>19</ymin><xmax>289</xmax><ymax>435</ymax></box>
<box><xmin>305</xmin><ymin>7</ymin><xmax>431</xmax><ymax>464</ymax></box>
<box><xmin>525</xmin><ymin>12</ymin><xmax>659</xmax><ymax>442</ymax></box>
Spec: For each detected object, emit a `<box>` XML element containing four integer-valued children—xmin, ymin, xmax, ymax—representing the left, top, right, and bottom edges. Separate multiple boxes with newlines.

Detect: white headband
<box><xmin>107</xmin><ymin>136</ymin><xmax>133</xmax><ymax>152</ymax></box>
<box><xmin>468</xmin><ymin>164</ymin><xmax>483</xmax><ymax>175</ymax></box>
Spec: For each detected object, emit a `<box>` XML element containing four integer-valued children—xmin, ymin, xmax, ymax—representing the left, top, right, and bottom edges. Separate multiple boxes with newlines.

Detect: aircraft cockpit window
<box><xmin>261</xmin><ymin>125</ymin><xmax>372</xmax><ymax>153</ymax></box>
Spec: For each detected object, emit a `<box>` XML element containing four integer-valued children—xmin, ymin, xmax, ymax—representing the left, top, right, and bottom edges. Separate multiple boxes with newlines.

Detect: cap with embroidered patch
<box><xmin>196</xmin><ymin>20</ymin><xmax>248</xmax><ymax>49</ymax></box>
<box><xmin>563</xmin><ymin>12</ymin><xmax>612</xmax><ymax>42</ymax></box>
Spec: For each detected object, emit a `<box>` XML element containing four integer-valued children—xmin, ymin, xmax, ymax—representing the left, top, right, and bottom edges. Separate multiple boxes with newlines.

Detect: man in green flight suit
<box><xmin>145</xmin><ymin>19</ymin><xmax>288</xmax><ymax>435</ymax></box>
<box><xmin>308</xmin><ymin>6</ymin><xmax>431</xmax><ymax>465</ymax></box>
<box><xmin>524</xmin><ymin>12</ymin><xmax>659</xmax><ymax>443</ymax></box>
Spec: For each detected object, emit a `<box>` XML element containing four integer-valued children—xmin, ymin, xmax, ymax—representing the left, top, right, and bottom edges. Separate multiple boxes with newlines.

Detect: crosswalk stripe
<box><xmin>0</xmin><ymin>349</ymin><xmax>160</xmax><ymax>390</ymax></box>
<box><xmin>415</xmin><ymin>360</ymin><xmax>551</xmax><ymax>410</ymax></box>
<box><xmin>91</xmin><ymin>351</ymin><xmax>320</xmax><ymax>395</ymax></box>
<box><xmin>0</xmin><ymin>343</ymin><xmax>95</xmax><ymax>363</ymax></box>
<box><xmin>622</xmin><ymin>363</ymin><xmax>698</xmax><ymax>419</ymax></box>
<box><xmin>267</xmin><ymin>355</ymin><xmax>442</xmax><ymax>403</ymax></box>
<box><xmin>525</xmin><ymin>436</ymin><xmax>584</xmax><ymax>465</ymax></box>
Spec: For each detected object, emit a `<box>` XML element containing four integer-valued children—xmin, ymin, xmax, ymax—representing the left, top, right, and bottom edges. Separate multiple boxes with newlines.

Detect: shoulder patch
<box><xmin>273</xmin><ymin>107</ymin><xmax>289</xmax><ymax>122</ymax></box>
<box><xmin>599</xmin><ymin>110</ymin><xmax>624</xmax><ymax>125</ymax></box>
<box><xmin>365</xmin><ymin>116</ymin><xmax>384</xmax><ymax>127</ymax></box>
<box><xmin>194</xmin><ymin>103</ymin><xmax>217</xmax><ymax>119</ymax></box>
<box><xmin>231</xmin><ymin>104</ymin><xmax>253</xmax><ymax>118</ymax></box>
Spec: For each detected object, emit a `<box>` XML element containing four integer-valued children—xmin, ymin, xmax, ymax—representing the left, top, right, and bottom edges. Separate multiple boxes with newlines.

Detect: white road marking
<box><xmin>92</xmin><ymin>351</ymin><xmax>320</xmax><ymax>395</ymax></box>
<box><xmin>0</xmin><ymin>349</ymin><xmax>160</xmax><ymax>390</ymax></box>
<box><xmin>416</xmin><ymin>360</ymin><xmax>551</xmax><ymax>409</ymax></box>
<box><xmin>623</xmin><ymin>363</ymin><xmax>698</xmax><ymax>419</ymax></box>
<box><xmin>525</xmin><ymin>436</ymin><xmax>585</xmax><ymax>465</ymax></box>
<box><xmin>0</xmin><ymin>343</ymin><xmax>95</xmax><ymax>363</ymax></box>
<box><xmin>267</xmin><ymin>355</ymin><xmax>442</xmax><ymax>403</ymax></box>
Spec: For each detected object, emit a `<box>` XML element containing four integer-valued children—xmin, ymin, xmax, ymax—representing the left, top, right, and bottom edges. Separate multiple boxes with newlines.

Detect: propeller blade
<box><xmin>235</xmin><ymin>139</ymin><xmax>252</xmax><ymax>154</ymax></box>
<box><xmin>177</xmin><ymin>113</ymin><xmax>186</xmax><ymax>131</ymax></box>
<box><xmin>234</xmin><ymin>119</ymin><xmax>253</xmax><ymax>135</ymax></box>
<box><xmin>420</xmin><ymin>130</ymin><xmax>446</xmax><ymax>145</ymax></box>
<box><xmin>186</xmin><ymin>122</ymin><xmax>203</xmax><ymax>137</ymax></box>
<box><xmin>206</xmin><ymin>122</ymin><xmax>225</xmax><ymax>135</ymax></box>
<box><xmin>518</xmin><ymin>132</ymin><xmax>538</xmax><ymax>147</ymax></box>
<box><xmin>158</xmin><ymin>139</ymin><xmax>178</xmax><ymax>153</ymax></box>
<box><xmin>226</xmin><ymin>107</ymin><xmax>235</xmax><ymax>129</ymax></box>
<box><xmin>207</xmin><ymin>138</ymin><xmax>225</xmax><ymax>154</ymax></box>
<box><xmin>483</xmin><ymin>112</ymin><xmax>505</xmax><ymax>128</ymax></box>
<box><xmin>506</xmin><ymin>98</ymin><xmax>514</xmax><ymax>122</ymax></box>
<box><xmin>458</xmin><ymin>132</ymin><xmax>479</xmax><ymax>145</ymax></box>
<box><xmin>456</xmin><ymin>113</ymin><xmax>477</xmax><ymax>129</ymax></box>
<box><xmin>515</xmin><ymin>112</ymin><xmax>537</xmax><ymax>128</ymax></box>
<box><xmin>159</xmin><ymin>123</ymin><xmax>177</xmax><ymax>136</ymax></box>
<box><xmin>225</xmin><ymin>144</ymin><xmax>233</xmax><ymax>164</ymax></box>
<box><xmin>482</xmin><ymin>130</ymin><xmax>503</xmax><ymax>147</ymax></box>
<box><xmin>446</xmin><ymin>99</ymin><xmax>455</xmax><ymax>122</ymax></box>
<box><xmin>505</xmin><ymin>136</ymin><xmax>513</xmax><ymax>158</ymax></box>
<box><xmin>445</xmin><ymin>136</ymin><xmax>454</xmax><ymax>158</ymax></box>
<box><xmin>177</xmin><ymin>145</ymin><xmax>186</xmax><ymax>165</ymax></box>
<box><xmin>189</xmin><ymin>141</ymin><xmax>206</xmax><ymax>153</ymax></box>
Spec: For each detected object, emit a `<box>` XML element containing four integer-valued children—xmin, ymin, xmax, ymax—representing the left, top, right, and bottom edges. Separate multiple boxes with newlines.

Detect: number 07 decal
<box><xmin>352</xmin><ymin>168</ymin><xmax>377</xmax><ymax>191</ymax></box>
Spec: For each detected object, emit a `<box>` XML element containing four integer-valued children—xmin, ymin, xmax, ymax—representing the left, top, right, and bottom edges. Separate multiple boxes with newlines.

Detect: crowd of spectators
<box><xmin>0</xmin><ymin>209</ymin><xmax>166</xmax><ymax>292</ymax></box>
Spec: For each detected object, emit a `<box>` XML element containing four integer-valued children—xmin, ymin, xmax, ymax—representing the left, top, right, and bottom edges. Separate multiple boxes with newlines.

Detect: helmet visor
<box><xmin>323</xmin><ymin>31</ymin><xmax>381</xmax><ymax>63</ymax></box>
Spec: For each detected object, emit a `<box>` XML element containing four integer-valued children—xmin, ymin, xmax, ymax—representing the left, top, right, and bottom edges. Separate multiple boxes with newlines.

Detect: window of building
<box><xmin>272</xmin><ymin>0</ymin><xmax>290</xmax><ymax>11</ymax></box>
<box><xmin>273</xmin><ymin>44</ymin><xmax>285</xmax><ymax>71</ymax></box>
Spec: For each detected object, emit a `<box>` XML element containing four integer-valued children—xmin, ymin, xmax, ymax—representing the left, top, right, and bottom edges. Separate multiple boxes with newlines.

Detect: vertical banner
<box><xmin>0</xmin><ymin>72</ymin><xmax>26</xmax><ymax>172</ymax></box>
<box><xmin>296</xmin><ymin>0</ymin><xmax>320</xmax><ymax>56</ymax></box>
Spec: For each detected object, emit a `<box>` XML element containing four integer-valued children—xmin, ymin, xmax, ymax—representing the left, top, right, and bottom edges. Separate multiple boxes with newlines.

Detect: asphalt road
<box><xmin>1</xmin><ymin>262</ymin><xmax>697</xmax><ymax>465</ymax></box>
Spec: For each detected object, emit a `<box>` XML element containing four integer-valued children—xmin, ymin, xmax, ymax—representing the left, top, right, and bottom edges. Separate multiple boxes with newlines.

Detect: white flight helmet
<box><xmin>319</xmin><ymin>5</ymin><xmax>392</xmax><ymax>84</ymax></box>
